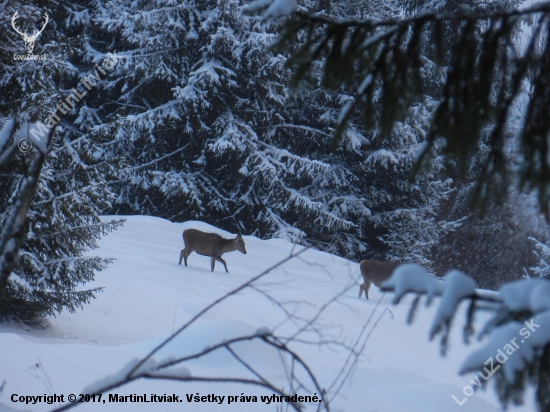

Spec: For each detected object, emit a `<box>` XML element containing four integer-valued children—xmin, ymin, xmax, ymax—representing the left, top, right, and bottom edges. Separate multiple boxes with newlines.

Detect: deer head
<box><xmin>11</xmin><ymin>12</ymin><xmax>49</xmax><ymax>55</ymax></box>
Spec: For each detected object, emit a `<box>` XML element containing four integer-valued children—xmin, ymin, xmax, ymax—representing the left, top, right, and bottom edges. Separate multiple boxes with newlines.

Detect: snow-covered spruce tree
<box><xmin>529</xmin><ymin>233</ymin><xmax>550</xmax><ymax>279</ymax></box>
<box><xmin>278</xmin><ymin>0</ymin><xmax>547</xmax><ymax>286</ymax></box>
<box><xmin>76</xmin><ymin>0</ymin><xmax>457</xmax><ymax>266</ymax></box>
<box><xmin>278</xmin><ymin>0</ymin><xmax>547</xmax><ymax>211</ymax></box>
<box><xmin>434</xmin><ymin>183</ymin><xmax>548</xmax><ymax>289</ymax></box>
<box><xmin>0</xmin><ymin>2</ymin><xmax>122</xmax><ymax>324</ymax></box>
<box><xmin>273</xmin><ymin>0</ymin><xmax>550</xmax><ymax>409</ymax></box>
<box><xmin>395</xmin><ymin>0</ymin><xmax>545</xmax><ymax>289</ymax></box>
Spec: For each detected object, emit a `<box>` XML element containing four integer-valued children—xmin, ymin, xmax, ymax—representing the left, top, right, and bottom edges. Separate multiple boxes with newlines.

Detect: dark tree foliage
<box><xmin>273</xmin><ymin>1</ymin><xmax>550</xmax><ymax>409</ymax></box>
<box><xmin>277</xmin><ymin>2</ymin><xmax>550</xmax><ymax>216</ymax></box>
<box><xmin>75</xmin><ymin>0</ymin><xmax>457</xmax><ymax>267</ymax></box>
<box><xmin>434</xmin><ymin>188</ymin><xmax>546</xmax><ymax>289</ymax></box>
<box><xmin>0</xmin><ymin>1</ymin><xmax>123</xmax><ymax>324</ymax></box>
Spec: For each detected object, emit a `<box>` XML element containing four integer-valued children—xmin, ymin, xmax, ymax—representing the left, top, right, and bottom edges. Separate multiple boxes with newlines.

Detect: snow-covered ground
<box><xmin>0</xmin><ymin>216</ymin><xmax>536</xmax><ymax>411</ymax></box>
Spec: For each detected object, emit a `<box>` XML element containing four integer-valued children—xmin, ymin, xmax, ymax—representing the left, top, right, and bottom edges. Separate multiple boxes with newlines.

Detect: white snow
<box><xmin>382</xmin><ymin>263</ymin><xmax>443</xmax><ymax>304</ymax></box>
<box><xmin>0</xmin><ymin>216</ymin><xmax>536</xmax><ymax>411</ymax></box>
<box><xmin>243</xmin><ymin>0</ymin><xmax>274</xmax><ymax>12</ymax></box>
<box><xmin>458</xmin><ymin>277</ymin><xmax>550</xmax><ymax>384</ymax></box>
<box><xmin>243</xmin><ymin>0</ymin><xmax>297</xmax><ymax>20</ymax></box>
<box><xmin>430</xmin><ymin>270</ymin><xmax>477</xmax><ymax>338</ymax></box>
<box><xmin>82</xmin><ymin>358</ymin><xmax>142</xmax><ymax>395</ymax></box>
<box><xmin>500</xmin><ymin>278</ymin><xmax>550</xmax><ymax>312</ymax></box>
<box><xmin>460</xmin><ymin>321</ymin><xmax>535</xmax><ymax>383</ymax></box>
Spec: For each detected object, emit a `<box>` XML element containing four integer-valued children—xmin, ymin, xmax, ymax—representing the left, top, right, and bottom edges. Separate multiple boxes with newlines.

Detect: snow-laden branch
<box><xmin>380</xmin><ymin>263</ymin><xmax>550</xmax><ymax>408</ymax></box>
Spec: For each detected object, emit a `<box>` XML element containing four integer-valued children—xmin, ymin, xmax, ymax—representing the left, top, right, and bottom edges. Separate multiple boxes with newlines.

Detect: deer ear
<box><xmin>237</xmin><ymin>231</ymin><xmax>243</xmax><ymax>239</ymax></box>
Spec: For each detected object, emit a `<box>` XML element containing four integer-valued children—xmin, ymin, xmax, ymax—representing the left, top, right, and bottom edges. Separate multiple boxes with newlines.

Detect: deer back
<box><xmin>360</xmin><ymin>260</ymin><xmax>399</xmax><ymax>287</ymax></box>
<box><xmin>183</xmin><ymin>229</ymin><xmax>246</xmax><ymax>256</ymax></box>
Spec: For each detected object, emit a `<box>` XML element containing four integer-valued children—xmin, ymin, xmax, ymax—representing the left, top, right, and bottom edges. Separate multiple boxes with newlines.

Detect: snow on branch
<box><xmin>381</xmin><ymin>262</ymin><xmax>550</xmax><ymax>407</ymax></box>
<box><xmin>381</xmin><ymin>263</ymin><xmax>443</xmax><ymax>305</ymax></box>
<box><xmin>429</xmin><ymin>270</ymin><xmax>476</xmax><ymax>341</ymax></box>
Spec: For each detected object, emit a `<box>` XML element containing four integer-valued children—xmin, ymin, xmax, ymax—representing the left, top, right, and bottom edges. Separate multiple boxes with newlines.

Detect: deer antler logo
<box><xmin>11</xmin><ymin>12</ymin><xmax>49</xmax><ymax>55</ymax></box>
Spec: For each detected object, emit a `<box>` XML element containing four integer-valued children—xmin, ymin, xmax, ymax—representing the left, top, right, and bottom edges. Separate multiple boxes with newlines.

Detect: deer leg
<box><xmin>212</xmin><ymin>256</ymin><xmax>228</xmax><ymax>273</ymax></box>
<box><xmin>179</xmin><ymin>249</ymin><xmax>186</xmax><ymax>265</ymax></box>
<box><xmin>365</xmin><ymin>280</ymin><xmax>372</xmax><ymax>300</ymax></box>
<box><xmin>183</xmin><ymin>249</ymin><xmax>192</xmax><ymax>267</ymax></box>
<box><xmin>210</xmin><ymin>256</ymin><xmax>216</xmax><ymax>272</ymax></box>
<box><xmin>358</xmin><ymin>283</ymin><xmax>365</xmax><ymax>298</ymax></box>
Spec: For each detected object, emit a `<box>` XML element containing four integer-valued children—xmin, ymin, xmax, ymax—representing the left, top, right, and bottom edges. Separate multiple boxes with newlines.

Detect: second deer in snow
<box><xmin>358</xmin><ymin>259</ymin><xmax>400</xmax><ymax>299</ymax></box>
<box><xmin>179</xmin><ymin>229</ymin><xmax>247</xmax><ymax>273</ymax></box>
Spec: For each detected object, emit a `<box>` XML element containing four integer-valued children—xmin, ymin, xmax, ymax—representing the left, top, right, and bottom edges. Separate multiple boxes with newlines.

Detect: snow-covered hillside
<box><xmin>0</xmin><ymin>216</ymin><xmax>536</xmax><ymax>411</ymax></box>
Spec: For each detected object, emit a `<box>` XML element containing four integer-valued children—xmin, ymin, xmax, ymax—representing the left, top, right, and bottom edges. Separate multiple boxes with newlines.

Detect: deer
<box><xmin>11</xmin><ymin>12</ymin><xmax>49</xmax><ymax>55</ymax></box>
<box><xmin>358</xmin><ymin>259</ymin><xmax>400</xmax><ymax>300</ymax></box>
<box><xmin>179</xmin><ymin>229</ymin><xmax>247</xmax><ymax>273</ymax></box>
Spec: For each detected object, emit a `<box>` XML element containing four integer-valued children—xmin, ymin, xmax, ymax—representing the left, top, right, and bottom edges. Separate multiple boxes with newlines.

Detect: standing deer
<box><xmin>358</xmin><ymin>260</ymin><xmax>400</xmax><ymax>299</ymax></box>
<box><xmin>179</xmin><ymin>229</ymin><xmax>247</xmax><ymax>273</ymax></box>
